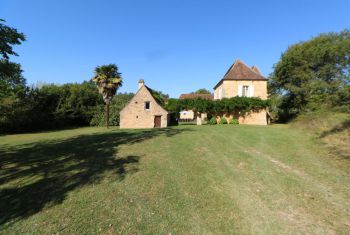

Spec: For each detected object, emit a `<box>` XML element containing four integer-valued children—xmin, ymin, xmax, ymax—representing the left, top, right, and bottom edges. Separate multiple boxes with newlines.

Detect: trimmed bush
<box><xmin>229</xmin><ymin>119</ymin><xmax>239</xmax><ymax>125</ymax></box>
<box><xmin>220</xmin><ymin>117</ymin><xmax>228</xmax><ymax>124</ymax></box>
<box><xmin>208</xmin><ymin>117</ymin><xmax>217</xmax><ymax>125</ymax></box>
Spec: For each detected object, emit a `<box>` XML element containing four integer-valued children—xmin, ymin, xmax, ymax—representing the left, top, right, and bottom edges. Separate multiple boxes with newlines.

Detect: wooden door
<box><xmin>154</xmin><ymin>116</ymin><xmax>161</xmax><ymax>128</ymax></box>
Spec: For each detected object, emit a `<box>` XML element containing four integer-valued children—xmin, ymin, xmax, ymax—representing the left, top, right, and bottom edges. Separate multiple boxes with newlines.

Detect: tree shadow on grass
<box><xmin>319</xmin><ymin>119</ymin><xmax>350</xmax><ymax>138</ymax></box>
<box><xmin>0</xmin><ymin>127</ymin><xmax>188</xmax><ymax>226</ymax></box>
<box><xmin>318</xmin><ymin>119</ymin><xmax>350</xmax><ymax>160</ymax></box>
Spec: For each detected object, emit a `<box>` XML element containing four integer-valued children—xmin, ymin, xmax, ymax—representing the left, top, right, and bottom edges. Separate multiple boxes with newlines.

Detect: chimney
<box><xmin>138</xmin><ymin>79</ymin><xmax>144</xmax><ymax>90</ymax></box>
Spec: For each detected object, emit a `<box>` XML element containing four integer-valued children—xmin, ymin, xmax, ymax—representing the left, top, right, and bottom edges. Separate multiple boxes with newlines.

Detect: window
<box><xmin>242</xmin><ymin>85</ymin><xmax>249</xmax><ymax>97</ymax></box>
<box><xmin>145</xmin><ymin>101</ymin><xmax>150</xmax><ymax>110</ymax></box>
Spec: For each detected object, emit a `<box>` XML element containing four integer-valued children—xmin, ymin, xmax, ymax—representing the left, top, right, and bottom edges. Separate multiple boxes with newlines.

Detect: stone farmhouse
<box><xmin>120</xmin><ymin>80</ymin><xmax>169</xmax><ymax>128</ymax></box>
<box><xmin>213</xmin><ymin>59</ymin><xmax>270</xmax><ymax>125</ymax></box>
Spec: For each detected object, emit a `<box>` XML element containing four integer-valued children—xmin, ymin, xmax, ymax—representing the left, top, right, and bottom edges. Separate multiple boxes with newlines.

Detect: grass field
<box><xmin>1</xmin><ymin>123</ymin><xmax>350</xmax><ymax>234</ymax></box>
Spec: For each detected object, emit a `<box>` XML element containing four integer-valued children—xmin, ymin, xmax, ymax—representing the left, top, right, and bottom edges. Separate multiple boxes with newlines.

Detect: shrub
<box><xmin>208</xmin><ymin>117</ymin><xmax>217</xmax><ymax>125</ymax></box>
<box><xmin>229</xmin><ymin>119</ymin><xmax>239</xmax><ymax>125</ymax></box>
<box><xmin>220</xmin><ymin>117</ymin><xmax>228</xmax><ymax>124</ymax></box>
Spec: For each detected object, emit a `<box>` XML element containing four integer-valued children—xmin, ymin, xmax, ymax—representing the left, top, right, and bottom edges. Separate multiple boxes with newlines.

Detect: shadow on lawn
<box><xmin>0</xmin><ymin>127</ymin><xmax>188</xmax><ymax>226</ymax></box>
<box><xmin>319</xmin><ymin>119</ymin><xmax>350</xmax><ymax>138</ymax></box>
<box><xmin>318</xmin><ymin>119</ymin><xmax>350</xmax><ymax>159</ymax></box>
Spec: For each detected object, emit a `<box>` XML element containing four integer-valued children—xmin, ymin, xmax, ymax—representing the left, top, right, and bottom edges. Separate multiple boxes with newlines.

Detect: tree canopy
<box><xmin>192</xmin><ymin>88</ymin><xmax>211</xmax><ymax>94</ymax></box>
<box><xmin>0</xmin><ymin>19</ymin><xmax>27</xmax><ymax>99</ymax></box>
<box><xmin>269</xmin><ymin>29</ymin><xmax>350</xmax><ymax>119</ymax></box>
<box><xmin>0</xmin><ymin>19</ymin><xmax>26</xmax><ymax>59</ymax></box>
<box><xmin>92</xmin><ymin>64</ymin><xmax>122</xmax><ymax>104</ymax></box>
<box><xmin>0</xmin><ymin>59</ymin><xmax>26</xmax><ymax>99</ymax></box>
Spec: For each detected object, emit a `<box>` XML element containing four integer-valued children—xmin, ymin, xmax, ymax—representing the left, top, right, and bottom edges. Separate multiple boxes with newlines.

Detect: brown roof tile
<box><xmin>251</xmin><ymin>65</ymin><xmax>262</xmax><ymax>75</ymax></box>
<box><xmin>214</xmin><ymin>59</ymin><xmax>268</xmax><ymax>89</ymax></box>
<box><xmin>179</xmin><ymin>93</ymin><xmax>214</xmax><ymax>100</ymax></box>
<box><xmin>223</xmin><ymin>59</ymin><xmax>267</xmax><ymax>81</ymax></box>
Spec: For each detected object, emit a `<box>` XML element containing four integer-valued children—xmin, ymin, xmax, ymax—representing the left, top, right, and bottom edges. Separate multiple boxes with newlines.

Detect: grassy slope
<box><xmin>291</xmin><ymin>111</ymin><xmax>350</xmax><ymax>160</ymax></box>
<box><xmin>0</xmin><ymin>124</ymin><xmax>349</xmax><ymax>234</ymax></box>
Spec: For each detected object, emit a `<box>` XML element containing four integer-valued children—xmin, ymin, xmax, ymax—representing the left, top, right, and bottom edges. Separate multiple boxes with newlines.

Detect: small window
<box><xmin>145</xmin><ymin>101</ymin><xmax>150</xmax><ymax>110</ymax></box>
<box><xmin>242</xmin><ymin>86</ymin><xmax>249</xmax><ymax>97</ymax></box>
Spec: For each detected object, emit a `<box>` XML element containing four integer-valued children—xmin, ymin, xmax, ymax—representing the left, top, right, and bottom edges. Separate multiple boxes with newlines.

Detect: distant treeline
<box><xmin>0</xmin><ymin>80</ymin><xmax>134</xmax><ymax>133</ymax></box>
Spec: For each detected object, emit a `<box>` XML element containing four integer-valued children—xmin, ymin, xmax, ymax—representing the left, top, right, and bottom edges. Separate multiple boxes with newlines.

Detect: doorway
<box><xmin>154</xmin><ymin>115</ymin><xmax>161</xmax><ymax>128</ymax></box>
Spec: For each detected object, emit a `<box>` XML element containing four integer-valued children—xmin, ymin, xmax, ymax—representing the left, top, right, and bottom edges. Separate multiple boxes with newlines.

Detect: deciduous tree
<box><xmin>269</xmin><ymin>29</ymin><xmax>350</xmax><ymax>120</ymax></box>
<box><xmin>0</xmin><ymin>19</ymin><xmax>26</xmax><ymax>59</ymax></box>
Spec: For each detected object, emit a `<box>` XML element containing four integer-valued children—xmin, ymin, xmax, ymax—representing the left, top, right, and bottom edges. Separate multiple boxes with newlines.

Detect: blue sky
<box><xmin>1</xmin><ymin>0</ymin><xmax>349</xmax><ymax>97</ymax></box>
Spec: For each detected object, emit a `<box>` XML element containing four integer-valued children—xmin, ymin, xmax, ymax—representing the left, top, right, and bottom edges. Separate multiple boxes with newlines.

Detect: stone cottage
<box><xmin>120</xmin><ymin>80</ymin><xmax>169</xmax><ymax>128</ymax></box>
<box><xmin>213</xmin><ymin>59</ymin><xmax>270</xmax><ymax>125</ymax></box>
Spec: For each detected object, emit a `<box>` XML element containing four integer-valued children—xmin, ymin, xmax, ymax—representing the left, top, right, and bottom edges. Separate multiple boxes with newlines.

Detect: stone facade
<box><xmin>214</xmin><ymin>80</ymin><xmax>267</xmax><ymax>100</ymax></box>
<box><xmin>213</xmin><ymin>59</ymin><xmax>269</xmax><ymax>125</ymax></box>
<box><xmin>120</xmin><ymin>81</ymin><xmax>168</xmax><ymax>129</ymax></box>
<box><xmin>217</xmin><ymin>110</ymin><xmax>268</xmax><ymax>125</ymax></box>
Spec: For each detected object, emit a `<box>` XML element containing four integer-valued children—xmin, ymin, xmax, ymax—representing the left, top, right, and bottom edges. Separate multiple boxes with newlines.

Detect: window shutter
<box><xmin>238</xmin><ymin>85</ymin><xmax>242</xmax><ymax>97</ymax></box>
<box><xmin>250</xmin><ymin>85</ymin><xmax>254</xmax><ymax>97</ymax></box>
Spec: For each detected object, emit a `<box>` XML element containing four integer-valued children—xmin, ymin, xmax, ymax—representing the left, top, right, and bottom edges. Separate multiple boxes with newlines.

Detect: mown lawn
<box><xmin>0</xmin><ymin>125</ymin><xmax>349</xmax><ymax>234</ymax></box>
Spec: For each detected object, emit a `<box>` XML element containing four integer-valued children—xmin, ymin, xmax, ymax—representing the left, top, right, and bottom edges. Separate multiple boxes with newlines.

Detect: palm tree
<box><xmin>92</xmin><ymin>64</ymin><xmax>122</xmax><ymax>128</ymax></box>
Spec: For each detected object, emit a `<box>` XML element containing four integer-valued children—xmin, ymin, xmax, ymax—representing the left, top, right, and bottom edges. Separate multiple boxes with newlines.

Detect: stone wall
<box><xmin>214</xmin><ymin>80</ymin><xmax>267</xmax><ymax>99</ymax></box>
<box><xmin>238</xmin><ymin>109</ymin><xmax>268</xmax><ymax>125</ymax></box>
<box><xmin>216</xmin><ymin>109</ymin><xmax>268</xmax><ymax>125</ymax></box>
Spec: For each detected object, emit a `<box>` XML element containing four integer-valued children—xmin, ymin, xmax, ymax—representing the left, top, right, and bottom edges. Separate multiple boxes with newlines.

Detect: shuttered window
<box><xmin>242</xmin><ymin>86</ymin><xmax>249</xmax><ymax>97</ymax></box>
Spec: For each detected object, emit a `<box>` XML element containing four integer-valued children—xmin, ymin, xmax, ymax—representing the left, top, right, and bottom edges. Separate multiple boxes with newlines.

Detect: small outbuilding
<box><xmin>120</xmin><ymin>80</ymin><xmax>169</xmax><ymax>129</ymax></box>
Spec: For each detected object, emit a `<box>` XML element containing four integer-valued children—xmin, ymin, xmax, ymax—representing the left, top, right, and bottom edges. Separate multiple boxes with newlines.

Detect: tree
<box><xmin>0</xmin><ymin>19</ymin><xmax>26</xmax><ymax>99</ymax></box>
<box><xmin>0</xmin><ymin>59</ymin><xmax>26</xmax><ymax>99</ymax></box>
<box><xmin>192</xmin><ymin>88</ymin><xmax>211</xmax><ymax>94</ymax></box>
<box><xmin>0</xmin><ymin>19</ymin><xmax>26</xmax><ymax>60</ymax></box>
<box><xmin>269</xmin><ymin>29</ymin><xmax>350</xmax><ymax>120</ymax></box>
<box><xmin>148</xmin><ymin>89</ymin><xmax>169</xmax><ymax>106</ymax></box>
<box><xmin>92</xmin><ymin>64</ymin><xmax>122</xmax><ymax>128</ymax></box>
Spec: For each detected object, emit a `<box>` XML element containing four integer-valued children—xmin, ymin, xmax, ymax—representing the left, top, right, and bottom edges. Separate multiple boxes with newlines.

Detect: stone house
<box><xmin>213</xmin><ymin>59</ymin><xmax>270</xmax><ymax>125</ymax></box>
<box><xmin>120</xmin><ymin>80</ymin><xmax>169</xmax><ymax>128</ymax></box>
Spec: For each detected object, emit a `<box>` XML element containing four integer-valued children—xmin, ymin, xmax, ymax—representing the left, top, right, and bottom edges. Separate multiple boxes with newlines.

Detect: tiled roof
<box><xmin>251</xmin><ymin>65</ymin><xmax>262</xmax><ymax>75</ymax></box>
<box><xmin>179</xmin><ymin>93</ymin><xmax>214</xmax><ymax>100</ymax></box>
<box><xmin>214</xmin><ymin>59</ymin><xmax>268</xmax><ymax>89</ymax></box>
<box><xmin>223</xmin><ymin>59</ymin><xmax>267</xmax><ymax>81</ymax></box>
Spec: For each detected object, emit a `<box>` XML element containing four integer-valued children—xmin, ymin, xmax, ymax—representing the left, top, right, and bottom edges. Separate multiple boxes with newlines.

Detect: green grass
<box><xmin>1</xmin><ymin>124</ymin><xmax>350</xmax><ymax>234</ymax></box>
<box><xmin>291</xmin><ymin>111</ymin><xmax>350</xmax><ymax>159</ymax></box>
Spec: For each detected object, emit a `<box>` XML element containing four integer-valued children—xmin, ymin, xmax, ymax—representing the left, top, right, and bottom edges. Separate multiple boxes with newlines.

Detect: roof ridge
<box><xmin>251</xmin><ymin>65</ymin><xmax>262</xmax><ymax>75</ymax></box>
<box><xmin>223</xmin><ymin>59</ymin><xmax>241</xmax><ymax>78</ymax></box>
